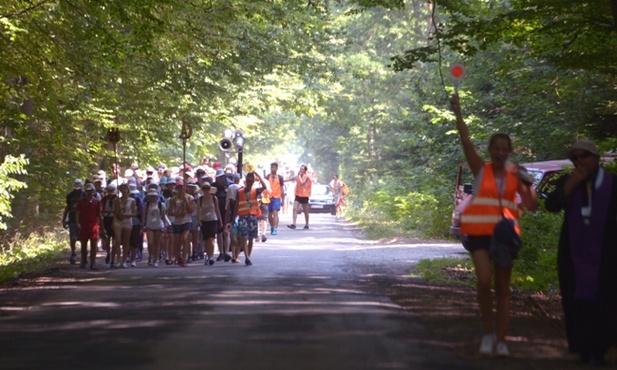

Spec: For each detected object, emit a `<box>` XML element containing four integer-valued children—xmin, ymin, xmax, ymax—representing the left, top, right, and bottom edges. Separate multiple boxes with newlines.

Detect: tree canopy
<box><xmin>1</xmin><ymin>0</ymin><xmax>617</xmax><ymax>238</ymax></box>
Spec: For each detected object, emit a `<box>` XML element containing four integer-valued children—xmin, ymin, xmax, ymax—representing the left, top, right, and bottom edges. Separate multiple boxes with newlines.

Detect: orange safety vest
<box><xmin>267</xmin><ymin>174</ymin><xmax>283</xmax><ymax>198</ymax></box>
<box><xmin>237</xmin><ymin>187</ymin><xmax>261</xmax><ymax>217</ymax></box>
<box><xmin>460</xmin><ymin>163</ymin><xmax>521</xmax><ymax>236</ymax></box>
<box><xmin>295</xmin><ymin>175</ymin><xmax>312</xmax><ymax>198</ymax></box>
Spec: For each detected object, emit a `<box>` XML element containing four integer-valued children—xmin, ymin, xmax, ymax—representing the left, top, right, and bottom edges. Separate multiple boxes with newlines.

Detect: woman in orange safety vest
<box><xmin>287</xmin><ymin>164</ymin><xmax>312</xmax><ymax>230</ymax></box>
<box><xmin>451</xmin><ymin>94</ymin><xmax>537</xmax><ymax>357</ymax></box>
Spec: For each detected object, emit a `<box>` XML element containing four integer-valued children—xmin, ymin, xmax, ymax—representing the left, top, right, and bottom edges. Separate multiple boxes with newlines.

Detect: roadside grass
<box><xmin>350</xmin><ymin>196</ymin><xmax>562</xmax><ymax>295</ymax></box>
<box><xmin>347</xmin><ymin>207</ymin><xmax>425</xmax><ymax>240</ymax></box>
<box><xmin>0</xmin><ymin>231</ymin><xmax>67</xmax><ymax>285</ymax></box>
<box><xmin>412</xmin><ymin>254</ymin><xmax>560</xmax><ymax>294</ymax></box>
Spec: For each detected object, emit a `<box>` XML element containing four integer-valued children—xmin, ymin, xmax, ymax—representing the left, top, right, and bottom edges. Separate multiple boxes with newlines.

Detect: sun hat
<box><xmin>73</xmin><ymin>179</ymin><xmax>84</xmax><ymax>190</ymax></box>
<box><xmin>105</xmin><ymin>184</ymin><xmax>117</xmax><ymax>194</ymax></box>
<box><xmin>84</xmin><ymin>183</ymin><xmax>96</xmax><ymax>191</ymax></box>
<box><xmin>128</xmin><ymin>182</ymin><xmax>139</xmax><ymax>194</ymax></box>
<box><xmin>215</xmin><ymin>169</ymin><xmax>225</xmax><ymax>178</ymax></box>
<box><xmin>146</xmin><ymin>189</ymin><xmax>159</xmax><ymax>197</ymax></box>
<box><xmin>569</xmin><ymin>139</ymin><xmax>599</xmax><ymax>156</ymax></box>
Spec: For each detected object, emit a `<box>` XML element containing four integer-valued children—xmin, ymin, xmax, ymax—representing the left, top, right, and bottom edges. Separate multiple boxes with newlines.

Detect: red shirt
<box><xmin>76</xmin><ymin>197</ymin><xmax>102</xmax><ymax>239</ymax></box>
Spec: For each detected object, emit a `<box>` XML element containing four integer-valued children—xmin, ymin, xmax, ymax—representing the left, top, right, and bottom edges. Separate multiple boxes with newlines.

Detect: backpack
<box><xmin>341</xmin><ymin>183</ymin><xmax>349</xmax><ymax>196</ymax></box>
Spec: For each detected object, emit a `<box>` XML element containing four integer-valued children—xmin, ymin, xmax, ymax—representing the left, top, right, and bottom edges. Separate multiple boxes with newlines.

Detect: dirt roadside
<box><xmin>376</xmin><ymin>274</ymin><xmax>617</xmax><ymax>369</ymax></box>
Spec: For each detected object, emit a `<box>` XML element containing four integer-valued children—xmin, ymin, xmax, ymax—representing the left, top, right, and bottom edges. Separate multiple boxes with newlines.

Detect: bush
<box><xmin>0</xmin><ymin>231</ymin><xmax>66</xmax><ymax>284</ymax></box>
<box><xmin>352</xmin><ymin>176</ymin><xmax>453</xmax><ymax>240</ymax></box>
<box><xmin>513</xmin><ymin>206</ymin><xmax>562</xmax><ymax>292</ymax></box>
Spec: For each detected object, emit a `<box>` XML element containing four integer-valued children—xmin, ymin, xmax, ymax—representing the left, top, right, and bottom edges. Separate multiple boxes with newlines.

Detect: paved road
<box><xmin>0</xmin><ymin>213</ymin><xmax>469</xmax><ymax>370</ymax></box>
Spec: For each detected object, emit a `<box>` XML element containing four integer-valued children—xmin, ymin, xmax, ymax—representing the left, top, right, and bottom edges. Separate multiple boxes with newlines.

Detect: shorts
<box><xmin>130</xmin><ymin>225</ymin><xmax>141</xmax><ymax>248</ymax></box>
<box><xmin>103</xmin><ymin>217</ymin><xmax>114</xmax><ymax>239</ymax></box>
<box><xmin>294</xmin><ymin>196</ymin><xmax>309</xmax><ymax>204</ymax></box>
<box><xmin>201</xmin><ymin>220</ymin><xmax>218</xmax><ymax>240</ymax></box>
<box><xmin>173</xmin><ymin>222</ymin><xmax>192</xmax><ymax>235</ymax></box>
<box><xmin>68</xmin><ymin>223</ymin><xmax>79</xmax><ymax>242</ymax></box>
<box><xmin>268</xmin><ymin>198</ymin><xmax>282</xmax><ymax>212</ymax></box>
<box><xmin>238</xmin><ymin>215</ymin><xmax>258</xmax><ymax>239</ymax></box>
<box><xmin>191</xmin><ymin>216</ymin><xmax>200</xmax><ymax>232</ymax></box>
<box><xmin>259</xmin><ymin>204</ymin><xmax>269</xmax><ymax>221</ymax></box>
<box><xmin>79</xmin><ymin>225</ymin><xmax>99</xmax><ymax>242</ymax></box>
<box><xmin>463</xmin><ymin>235</ymin><xmax>492</xmax><ymax>253</ymax></box>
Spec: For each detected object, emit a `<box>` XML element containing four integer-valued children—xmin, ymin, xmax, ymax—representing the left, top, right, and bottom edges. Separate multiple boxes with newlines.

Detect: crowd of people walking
<box><xmin>64</xmin><ymin>160</ymin><xmax>345</xmax><ymax>271</ymax></box>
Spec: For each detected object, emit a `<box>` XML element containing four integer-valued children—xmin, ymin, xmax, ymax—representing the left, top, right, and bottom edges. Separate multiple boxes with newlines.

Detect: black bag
<box><xmin>490</xmin><ymin>216</ymin><xmax>521</xmax><ymax>268</ymax></box>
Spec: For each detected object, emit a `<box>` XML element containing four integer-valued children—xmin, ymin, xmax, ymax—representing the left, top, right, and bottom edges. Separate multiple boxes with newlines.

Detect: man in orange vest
<box><xmin>266</xmin><ymin>162</ymin><xmax>285</xmax><ymax>235</ymax></box>
<box><xmin>229</xmin><ymin>172</ymin><xmax>269</xmax><ymax>266</ymax></box>
<box><xmin>287</xmin><ymin>164</ymin><xmax>312</xmax><ymax>230</ymax></box>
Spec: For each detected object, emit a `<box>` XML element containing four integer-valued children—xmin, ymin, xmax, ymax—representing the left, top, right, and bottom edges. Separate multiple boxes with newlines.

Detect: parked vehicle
<box><xmin>307</xmin><ymin>183</ymin><xmax>336</xmax><ymax>214</ymax></box>
<box><xmin>450</xmin><ymin>159</ymin><xmax>573</xmax><ymax>239</ymax></box>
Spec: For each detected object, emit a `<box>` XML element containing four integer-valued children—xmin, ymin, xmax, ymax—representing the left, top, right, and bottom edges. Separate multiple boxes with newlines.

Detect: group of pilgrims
<box><xmin>63</xmin><ymin>160</ymin><xmax>313</xmax><ymax>270</ymax></box>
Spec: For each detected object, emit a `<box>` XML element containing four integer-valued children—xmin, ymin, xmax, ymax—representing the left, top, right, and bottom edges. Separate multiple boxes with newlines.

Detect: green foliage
<box><xmin>0</xmin><ymin>155</ymin><xmax>28</xmax><ymax>230</ymax></box>
<box><xmin>513</xmin><ymin>206</ymin><xmax>562</xmax><ymax>292</ymax></box>
<box><xmin>414</xmin><ymin>257</ymin><xmax>475</xmax><ymax>286</ymax></box>
<box><xmin>0</xmin><ymin>232</ymin><xmax>66</xmax><ymax>284</ymax></box>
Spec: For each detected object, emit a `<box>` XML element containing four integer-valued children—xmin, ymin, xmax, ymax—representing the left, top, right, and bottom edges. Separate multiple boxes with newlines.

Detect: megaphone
<box><xmin>219</xmin><ymin>138</ymin><xmax>232</xmax><ymax>151</ymax></box>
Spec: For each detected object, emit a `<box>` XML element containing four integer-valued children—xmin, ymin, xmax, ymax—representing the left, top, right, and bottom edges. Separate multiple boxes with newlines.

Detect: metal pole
<box><xmin>107</xmin><ymin>128</ymin><xmax>120</xmax><ymax>185</ymax></box>
<box><xmin>180</xmin><ymin>119</ymin><xmax>193</xmax><ymax>188</ymax></box>
<box><xmin>237</xmin><ymin>147</ymin><xmax>243</xmax><ymax>176</ymax></box>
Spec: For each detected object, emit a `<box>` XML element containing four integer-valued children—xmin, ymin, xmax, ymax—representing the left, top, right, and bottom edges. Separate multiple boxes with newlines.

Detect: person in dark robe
<box><xmin>545</xmin><ymin>138</ymin><xmax>617</xmax><ymax>366</ymax></box>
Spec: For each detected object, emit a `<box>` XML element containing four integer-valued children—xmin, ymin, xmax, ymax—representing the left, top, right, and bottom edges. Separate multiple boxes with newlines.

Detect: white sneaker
<box><xmin>153</xmin><ymin>262</ymin><xmax>159</xmax><ymax>267</ymax></box>
<box><xmin>479</xmin><ymin>333</ymin><xmax>496</xmax><ymax>355</ymax></box>
<box><xmin>130</xmin><ymin>261</ymin><xmax>137</xmax><ymax>267</ymax></box>
<box><xmin>495</xmin><ymin>341</ymin><xmax>510</xmax><ymax>357</ymax></box>
<box><xmin>122</xmin><ymin>262</ymin><xmax>128</xmax><ymax>269</ymax></box>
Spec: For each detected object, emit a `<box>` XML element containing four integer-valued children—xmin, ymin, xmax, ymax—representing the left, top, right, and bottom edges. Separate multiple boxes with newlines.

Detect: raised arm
<box><xmin>451</xmin><ymin>94</ymin><xmax>484</xmax><ymax>176</ymax></box>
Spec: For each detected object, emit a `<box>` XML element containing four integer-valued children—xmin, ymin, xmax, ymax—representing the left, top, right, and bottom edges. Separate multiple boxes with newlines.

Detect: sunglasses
<box><xmin>569</xmin><ymin>152</ymin><xmax>593</xmax><ymax>161</ymax></box>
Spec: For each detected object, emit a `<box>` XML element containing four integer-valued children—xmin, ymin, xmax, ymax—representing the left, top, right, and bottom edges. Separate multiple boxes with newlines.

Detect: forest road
<box><xmin>0</xmin><ymin>212</ymin><xmax>474</xmax><ymax>370</ymax></box>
